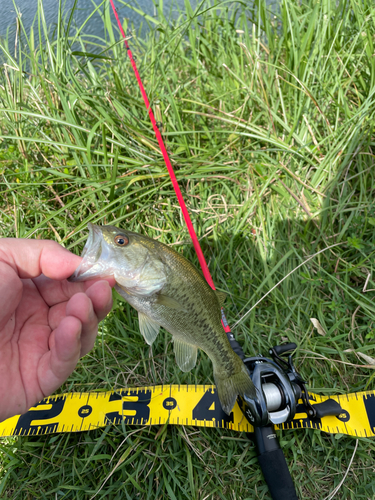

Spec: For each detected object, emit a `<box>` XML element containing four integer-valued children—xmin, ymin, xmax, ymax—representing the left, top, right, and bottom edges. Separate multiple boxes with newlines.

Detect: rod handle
<box><xmin>254</xmin><ymin>427</ymin><xmax>299</xmax><ymax>500</ymax></box>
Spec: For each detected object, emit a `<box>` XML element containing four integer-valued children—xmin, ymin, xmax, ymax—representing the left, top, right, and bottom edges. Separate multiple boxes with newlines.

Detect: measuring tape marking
<box><xmin>1</xmin><ymin>386</ymin><xmax>375</xmax><ymax>438</ymax></box>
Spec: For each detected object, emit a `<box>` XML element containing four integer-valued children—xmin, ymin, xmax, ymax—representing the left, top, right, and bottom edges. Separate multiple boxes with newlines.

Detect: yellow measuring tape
<box><xmin>1</xmin><ymin>385</ymin><xmax>374</xmax><ymax>438</ymax></box>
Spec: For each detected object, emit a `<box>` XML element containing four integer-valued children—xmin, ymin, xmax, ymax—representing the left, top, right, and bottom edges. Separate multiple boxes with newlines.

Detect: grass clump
<box><xmin>1</xmin><ymin>0</ymin><xmax>375</xmax><ymax>498</ymax></box>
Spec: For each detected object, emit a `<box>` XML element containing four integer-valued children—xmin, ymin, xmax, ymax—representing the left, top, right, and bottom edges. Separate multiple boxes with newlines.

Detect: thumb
<box><xmin>0</xmin><ymin>239</ymin><xmax>82</xmax><ymax>280</ymax></box>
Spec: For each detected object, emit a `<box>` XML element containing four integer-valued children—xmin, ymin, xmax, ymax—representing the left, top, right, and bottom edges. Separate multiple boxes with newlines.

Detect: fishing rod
<box><xmin>107</xmin><ymin>3</ymin><xmax>340</xmax><ymax>499</ymax></box>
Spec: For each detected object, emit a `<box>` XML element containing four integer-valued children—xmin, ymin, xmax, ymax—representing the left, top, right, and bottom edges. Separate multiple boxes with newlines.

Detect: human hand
<box><xmin>0</xmin><ymin>239</ymin><xmax>115</xmax><ymax>422</ymax></box>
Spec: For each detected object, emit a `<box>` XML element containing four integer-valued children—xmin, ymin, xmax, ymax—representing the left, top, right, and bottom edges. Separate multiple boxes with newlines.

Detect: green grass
<box><xmin>1</xmin><ymin>0</ymin><xmax>375</xmax><ymax>497</ymax></box>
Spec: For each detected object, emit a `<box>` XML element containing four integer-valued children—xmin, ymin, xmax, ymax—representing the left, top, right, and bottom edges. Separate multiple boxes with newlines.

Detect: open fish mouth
<box><xmin>69</xmin><ymin>223</ymin><xmax>111</xmax><ymax>282</ymax></box>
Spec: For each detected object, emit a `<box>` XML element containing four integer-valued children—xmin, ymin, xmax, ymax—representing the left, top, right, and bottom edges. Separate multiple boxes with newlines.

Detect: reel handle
<box><xmin>271</xmin><ymin>343</ymin><xmax>297</xmax><ymax>356</ymax></box>
<box><xmin>254</xmin><ymin>426</ymin><xmax>299</xmax><ymax>500</ymax></box>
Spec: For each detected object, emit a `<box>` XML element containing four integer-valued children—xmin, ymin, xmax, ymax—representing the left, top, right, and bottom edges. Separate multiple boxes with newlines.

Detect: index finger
<box><xmin>33</xmin><ymin>274</ymin><xmax>115</xmax><ymax>307</ymax></box>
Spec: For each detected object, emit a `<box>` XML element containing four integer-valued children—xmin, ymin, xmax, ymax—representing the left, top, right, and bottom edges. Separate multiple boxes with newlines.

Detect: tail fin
<box><xmin>214</xmin><ymin>363</ymin><xmax>256</xmax><ymax>415</ymax></box>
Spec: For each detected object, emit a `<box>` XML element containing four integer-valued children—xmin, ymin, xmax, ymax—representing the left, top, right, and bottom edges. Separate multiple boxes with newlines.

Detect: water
<box><xmin>0</xmin><ymin>0</ymin><xmax>195</xmax><ymax>50</ymax></box>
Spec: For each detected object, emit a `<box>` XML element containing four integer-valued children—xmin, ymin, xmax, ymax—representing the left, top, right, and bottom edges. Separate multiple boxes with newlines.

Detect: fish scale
<box><xmin>69</xmin><ymin>223</ymin><xmax>257</xmax><ymax>415</ymax></box>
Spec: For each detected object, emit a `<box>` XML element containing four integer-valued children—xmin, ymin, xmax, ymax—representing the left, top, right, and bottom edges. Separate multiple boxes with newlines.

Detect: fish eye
<box><xmin>114</xmin><ymin>234</ymin><xmax>129</xmax><ymax>247</ymax></box>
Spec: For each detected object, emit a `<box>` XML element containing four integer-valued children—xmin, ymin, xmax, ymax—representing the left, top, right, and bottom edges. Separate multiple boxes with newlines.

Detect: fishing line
<box><xmin>108</xmin><ymin>0</ymin><xmax>213</xmax><ymax>288</ymax></box>
<box><xmin>108</xmin><ymin>0</ymin><xmax>237</xmax><ymax>337</ymax></box>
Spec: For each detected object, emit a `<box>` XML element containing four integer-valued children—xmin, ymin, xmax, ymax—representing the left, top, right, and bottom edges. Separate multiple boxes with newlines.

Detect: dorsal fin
<box><xmin>215</xmin><ymin>291</ymin><xmax>227</xmax><ymax>306</ymax></box>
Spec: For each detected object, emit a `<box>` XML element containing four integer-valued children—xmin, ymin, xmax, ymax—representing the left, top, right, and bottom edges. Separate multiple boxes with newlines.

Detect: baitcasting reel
<box><xmin>233</xmin><ymin>342</ymin><xmax>343</xmax><ymax>500</ymax></box>
<box><xmin>239</xmin><ymin>342</ymin><xmax>342</xmax><ymax>428</ymax></box>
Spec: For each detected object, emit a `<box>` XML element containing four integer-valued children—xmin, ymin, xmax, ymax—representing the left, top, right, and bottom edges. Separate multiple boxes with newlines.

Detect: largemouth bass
<box><xmin>70</xmin><ymin>223</ymin><xmax>256</xmax><ymax>414</ymax></box>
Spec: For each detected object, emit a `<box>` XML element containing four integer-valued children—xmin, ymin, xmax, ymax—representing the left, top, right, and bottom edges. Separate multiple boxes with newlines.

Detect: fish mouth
<box><xmin>69</xmin><ymin>223</ymin><xmax>110</xmax><ymax>282</ymax></box>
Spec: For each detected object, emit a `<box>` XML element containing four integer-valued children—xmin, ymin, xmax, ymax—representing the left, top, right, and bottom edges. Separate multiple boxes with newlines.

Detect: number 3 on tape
<box><xmin>105</xmin><ymin>389</ymin><xmax>152</xmax><ymax>425</ymax></box>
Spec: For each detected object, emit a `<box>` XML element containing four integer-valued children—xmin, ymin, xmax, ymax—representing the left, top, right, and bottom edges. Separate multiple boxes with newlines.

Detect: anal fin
<box><xmin>138</xmin><ymin>312</ymin><xmax>160</xmax><ymax>345</ymax></box>
<box><xmin>174</xmin><ymin>339</ymin><xmax>197</xmax><ymax>372</ymax></box>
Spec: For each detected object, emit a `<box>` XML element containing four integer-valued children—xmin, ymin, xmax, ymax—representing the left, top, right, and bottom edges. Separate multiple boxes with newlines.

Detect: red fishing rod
<box><xmin>108</xmin><ymin>3</ymin><xmax>300</xmax><ymax>499</ymax></box>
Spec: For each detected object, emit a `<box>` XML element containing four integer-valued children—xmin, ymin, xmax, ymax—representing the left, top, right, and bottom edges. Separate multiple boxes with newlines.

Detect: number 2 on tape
<box><xmin>14</xmin><ymin>396</ymin><xmax>66</xmax><ymax>435</ymax></box>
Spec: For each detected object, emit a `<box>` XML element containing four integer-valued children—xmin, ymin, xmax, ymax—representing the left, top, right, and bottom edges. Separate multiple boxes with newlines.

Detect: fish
<box><xmin>69</xmin><ymin>223</ymin><xmax>257</xmax><ymax>415</ymax></box>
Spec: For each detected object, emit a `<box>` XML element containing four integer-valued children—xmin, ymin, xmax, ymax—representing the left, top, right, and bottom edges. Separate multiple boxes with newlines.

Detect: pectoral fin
<box><xmin>138</xmin><ymin>312</ymin><xmax>160</xmax><ymax>345</ymax></box>
<box><xmin>155</xmin><ymin>294</ymin><xmax>186</xmax><ymax>311</ymax></box>
<box><xmin>174</xmin><ymin>339</ymin><xmax>197</xmax><ymax>372</ymax></box>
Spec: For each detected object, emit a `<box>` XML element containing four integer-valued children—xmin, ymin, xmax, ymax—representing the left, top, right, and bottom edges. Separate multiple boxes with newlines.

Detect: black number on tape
<box><xmin>336</xmin><ymin>410</ymin><xmax>350</xmax><ymax>423</ymax></box>
<box><xmin>105</xmin><ymin>389</ymin><xmax>151</xmax><ymax>425</ymax></box>
<box><xmin>363</xmin><ymin>393</ymin><xmax>375</xmax><ymax>432</ymax></box>
<box><xmin>14</xmin><ymin>396</ymin><xmax>66</xmax><ymax>436</ymax></box>
<box><xmin>78</xmin><ymin>405</ymin><xmax>93</xmax><ymax>418</ymax></box>
<box><xmin>192</xmin><ymin>389</ymin><xmax>233</xmax><ymax>425</ymax></box>
<box><xmin>163</xmin><ymin>397</ymin><xmax>177</xmax><ymax>410</ymax></box>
